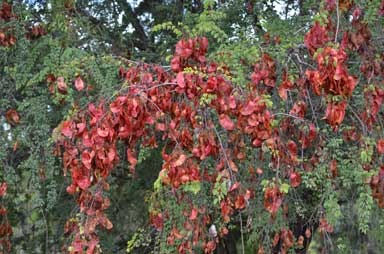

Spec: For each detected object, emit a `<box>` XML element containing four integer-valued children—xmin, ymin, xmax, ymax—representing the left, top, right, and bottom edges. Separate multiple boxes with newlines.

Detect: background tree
<box><xmin>0</xmin><ymin>0</ymin><xmax>383</xmax><ymax>254</ymax></box>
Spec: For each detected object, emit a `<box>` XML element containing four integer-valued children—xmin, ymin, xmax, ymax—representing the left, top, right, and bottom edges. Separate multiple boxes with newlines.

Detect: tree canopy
<box><xmin>0</xmin><ymin>0</ymin><xmax>384</xmax><ymax>253</ymax></box>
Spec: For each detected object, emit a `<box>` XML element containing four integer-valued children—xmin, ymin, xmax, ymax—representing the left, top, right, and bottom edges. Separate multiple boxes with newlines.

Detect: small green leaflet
<box><xmin>183</xmin><ymin>181</ymin><xmax>201</xmax><ymax>195</ymax></box>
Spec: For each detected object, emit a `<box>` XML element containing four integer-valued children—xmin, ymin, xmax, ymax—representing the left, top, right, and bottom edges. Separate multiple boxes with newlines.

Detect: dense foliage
<box><xmin>1</xmin><ymin>1</ymin><xmax>384</xmax><ymax>254</ymax></box>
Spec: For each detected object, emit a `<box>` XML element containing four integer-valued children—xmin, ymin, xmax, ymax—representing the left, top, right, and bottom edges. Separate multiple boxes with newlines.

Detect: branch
<box><xmin>74</xmin><ymin>7</ymin><xmax>126</xmax><ymax>52</ymax></box>
<box><xmin>116</xmin><ymin>0</ymin><xmax>150</xmax><ymax>51</ymax></box>
<box><xmin>335</xmin><ymin>0</ymin><xmax>340</xmax><ymax>43</ymax></box>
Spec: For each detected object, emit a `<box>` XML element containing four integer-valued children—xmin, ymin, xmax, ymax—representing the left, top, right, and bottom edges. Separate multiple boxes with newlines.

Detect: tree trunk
<box><xmin>215</xmin><ymin>228</ymin><xmax>238</xmax><ymax>254</ymax></box>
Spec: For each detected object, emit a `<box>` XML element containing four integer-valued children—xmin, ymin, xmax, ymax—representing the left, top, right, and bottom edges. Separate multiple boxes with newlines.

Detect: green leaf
<box><xmin>183</xmin><ymin>181</ymin><xmax>201</xmax><ymax>195</ymax></box>
<box><xmin>360</xmin><ymin>150</ymin><xmax>368</xmax><ymax>163</ymax></box>
<box><xmin>153</xmin><ymin>176</ymin><xmax>162</xmax><ymax>192</ymax></box>
<box><xmin>30</xmin><ymin>210</ymin><xmax>39</xmax><ymax>222</ymax></box>
<box><xmin>280</xmin><ymin>183</ymin><xmax>290</xmax><ymax>194</ymax></box>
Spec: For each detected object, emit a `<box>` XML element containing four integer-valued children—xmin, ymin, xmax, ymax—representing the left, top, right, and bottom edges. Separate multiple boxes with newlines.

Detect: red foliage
<box><xmin>219</xmin><ymin>114</ymin><xmax>235</xmax><ymax>131</ymax></box>
<box><xmin>264</xmin><ymin>186</ymin><xmax>283</xmax><ymax>216</ymax></box>
<box><xmin>25</xmin><ymin>24</ymin><xmax>47</xmax><ymax>40</ymax></box>
<box><xmin>330</xmin><ymin>159</ymin><xmax>338</xmax><ymax>178</ymax></box>
<box><xmin>56</xmin><ymin>35</ymin><xmax>276</xmax><ymax>252</ymax></box>
<box><xmin>379</xmin><ymin>0</ymin><xmax>384</xmax><ymax>15</ymax></box>
<box><xmin>5</xmin><ymin>109</ymin><xmax>20</xmax><ymax>126</ymax></box>
<box><xmin>55</xmin><ymin>4</ymin><xmax>384</xmax><ymax>252</ymax></box>
<box><xmin>290</xmin><ymin>171</ymin><xmax>302</xmax><ymax>188</ymax></box>
<box><xmin>75</xmin><ymin>76</ymin><xmax>85</xmax><ymax>91</ymax></box>
<box><xmin>0</xmin><ymin>182</ymin><xmax>11</xmax><ymax>252</ymax></box>
<box><xmin>304</xmin><ymin>22</ymin><xmax>329</xmax><ymax>55</ymax></box>
<box><xmin>278</xmin><ymin>69</ymin><xmax>294</xmax><ymax>100</ymax></box>
<box><xmin>0</xmin><ymin>183</ymin><xmax>7</xmax><ymax>197</ymax></box>
<box><xmin>0</xmin><ymin>2</ymin><xmax>16</xmax><ymax>47</ymax></box>
<box><xmin>324</xmin><ymin>101</ymin><xmax>347</xmax><ymax>127</ymax></box>
<box><xmin>251</xmin><ymin>53</ymin><xmax>276</xmax><ymax>87</ymax></box>
<box><xmin>57</xmin><ymin>77</ymin><xmax>68</xmax><ymax>94</ymax></box>
<box><xmin>377</xmin><ymin>139</ymin><xmax>384</xmax><ymax>155</ymax></box>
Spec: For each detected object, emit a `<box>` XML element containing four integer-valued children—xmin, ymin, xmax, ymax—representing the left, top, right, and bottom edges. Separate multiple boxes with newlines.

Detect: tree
<box><xmin>0</xmin><ymin>0</ymin><xmax>384</xmax><ymax>254</ymax></box>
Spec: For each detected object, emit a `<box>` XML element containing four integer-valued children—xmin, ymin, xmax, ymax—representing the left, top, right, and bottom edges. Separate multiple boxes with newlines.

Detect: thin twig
<box><xmin>239</xmin><ymin>212</ymin><xmax>245</xmax><ymax>254</ymax></box>
<box><xmin>335</xmin><ymin>0</ymin><xmax>340</xmax><ymax>43</ymax></box>
<box><xmin>294</xmin><ymin>53</ymin><xmax>315</xmax><ymax>69</ymax></box>
<box><xmin>212</xmin><ymin>125</ymin><xmax>236</xmax><ymax>183</ymax></box>
<box><xmin>40</xmin><ymin>208</ymin><xmax>49</xmax><ymax>253</ymax></box>
<box><xmin>348</xmin><ymin>104</ymin><xmax>367</xmax><ymax>136</ymax></box>
<box><xmin>294</xmin><ymin>25</ymin><xmax>308</xmax><ymax>35</ymax></box>
<box><xmin>272</xmin><ymin>112</ymin><xmax>310</xmax><ymax>123</ymax></box>
<box><xmin>305</xmin><ymin>89</ymin><xmax>319</xmax><ymax>128</ymax></box>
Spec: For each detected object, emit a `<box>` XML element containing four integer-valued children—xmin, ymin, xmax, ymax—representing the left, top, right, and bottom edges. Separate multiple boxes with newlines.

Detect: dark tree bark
<box><xmin>215</xmin><ymin>229</ymin><xmax>238</xmax><ymax>254</ymax></box>
<box><xmin>116</xmin><ymin>0</ymin><xmax>150</xmax><ymax>51</ymax></box>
